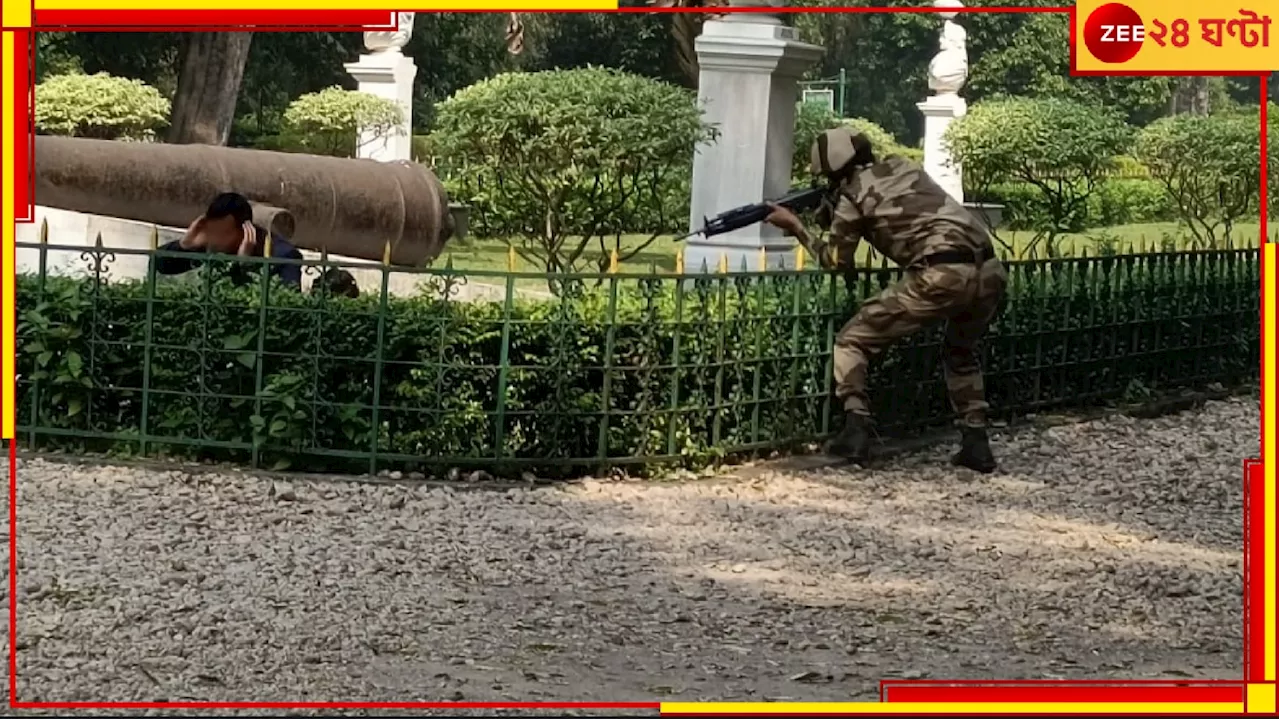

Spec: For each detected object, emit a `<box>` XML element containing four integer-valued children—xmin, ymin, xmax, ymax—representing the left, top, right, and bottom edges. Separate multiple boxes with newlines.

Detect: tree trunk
<box><xmin>672</xmin><ymin>13</ymin><xmax>702</xmax><ymax>89</ymax></box>
<box><xmin>1170</xmin><ymin>77</ymin><xmax>1211</xmax><ymax>116</ymax></box>
<box><xmin>1193</xmin><ymin>77</ymin><xmax>1211</xmax><ymax>115</ymax></box>
<box><xmin>654</xmin><ymin>1</ymin><xmax>729</xmax><ymax>89</ymax></box>
<box><xmin>167</xmin><ymin>32</ymin><xmax>254</xmax><ymax>146</ymax></box>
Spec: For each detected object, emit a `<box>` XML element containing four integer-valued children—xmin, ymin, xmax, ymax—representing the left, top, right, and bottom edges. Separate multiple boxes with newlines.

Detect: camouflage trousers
<box><xmin>833</xmin><ymin>256</ymin><xmax>1008</xmax><ymax>428</ymax></box>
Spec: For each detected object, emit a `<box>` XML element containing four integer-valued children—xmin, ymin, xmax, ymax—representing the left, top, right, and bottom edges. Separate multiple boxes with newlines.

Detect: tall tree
<box><xmin>653</xmin><ymin>0</ymin><xmax>727</xmax><ymax>88</ymax></box>
<box><xmin>167</xmin><ymin>32</ymin><xmax>254</xmax><ymax>145</ymax></box>
<box><xmin>519</xmin><ymin>11</ymin><xmax>684</xmax><ymax>84</ymax></box>
<box><xmin>233</xmin><ymin>31</ymin><xmax>364</xmax><ymax>140</ymax></box>
<box><xmin>967</xmin><ymin>11</ymin><xmax>1173</xmax><ymax>127</ymax></box>
<box><xmin>1168</xmin><ymin>77</ymin><xmax>1229</xmax><ymax>116</ymax></box>
<box><xmin>792</xmin><ymin>0</ymin><xmax>936</xmax><ymax>142</ymax></box>
<box><xmin>403</xmin><ymin>14</ymin><xmax>523</xmax><ymax>131</ymax></box>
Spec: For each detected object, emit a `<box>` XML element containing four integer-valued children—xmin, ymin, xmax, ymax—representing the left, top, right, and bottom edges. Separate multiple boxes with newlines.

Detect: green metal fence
<box><xmin>13</xmin><ymin>239</ymin><xmax>1261</xmax><ymax>476</ymax></box>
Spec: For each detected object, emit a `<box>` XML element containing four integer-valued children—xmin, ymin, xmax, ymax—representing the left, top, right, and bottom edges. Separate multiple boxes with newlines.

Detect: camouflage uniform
<box><xmin>778</xmin><ymin>126</ymin><xmax>1008</xmax><ymax>470</ymax></box>
<box><xmin>789</xmin><ymin>128</ymin><xmax>1005</xmax><ymax>470</ymax></box>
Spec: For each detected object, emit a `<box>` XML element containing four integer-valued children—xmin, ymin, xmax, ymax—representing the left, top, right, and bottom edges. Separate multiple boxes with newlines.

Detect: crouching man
<box><xmin>764</xmin><ymin>127</ymin><xmax>1006</xmax><ymax>473</ymax></box>
<box><xmin>155</xmin><ymin>192</ymin><xmax>304</xmax><ymax>289</ymax></box>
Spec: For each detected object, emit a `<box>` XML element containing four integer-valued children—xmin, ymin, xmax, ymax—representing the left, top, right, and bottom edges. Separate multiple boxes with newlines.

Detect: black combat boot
<box><xmin>952</xmin><ymin>426</ymin><xmax>997</xmax><ymax>474</ymax></box>
<box><xmin>826</xmin><ymin>412</ymin><xmax>872</xmax><ymax>463</ymax></box>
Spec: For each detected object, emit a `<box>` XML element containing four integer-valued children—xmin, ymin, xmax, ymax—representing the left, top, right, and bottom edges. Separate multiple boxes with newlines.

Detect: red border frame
<box><xmin>5</xmin><ymin>5</ymin><xmax>1275</xmax><ymax>713</ymax></box>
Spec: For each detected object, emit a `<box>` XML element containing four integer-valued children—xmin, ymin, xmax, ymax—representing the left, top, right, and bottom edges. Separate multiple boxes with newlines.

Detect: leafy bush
<box><xmin>1089</xmin><ymin>178</ymin><xmax>1177</xmax><ymax>227</ymax></box>
<box><xmin>976</xmin><ymin>177</ymin><xmax>1176</xmax><ymax>231</ymax></box>
<box><xmin>430</xmin><ymin>68</ymin><xmax>715</xmax><ymax>279</ymax></box>
<box><xmin>411</xmin><ymin>134</ymin><xmax>435</xmax><ymax>164</ymax></box>
<box><xmin>35</xmin><ymin>72</ymin><xmax>170</xmax><ymax>141</ymax></box>
<box><xmin>14</xmin><ymin>250</ymin><xmax>1260</xmax><ymax>477</ymax></box>
<box><xmin>1112</xmin><ymin>154</ymin><xmax>1152</xmax><ymax>178</ymax></box>
<box><xmin>282</xmin><ymin>86</ymin><xmax>404</xmax><ymax>158</ymax></box>
<box><xmin>1136</xmin><ymin>111</ymin><xmax>1262</xmax><ymax>248</ymax></box>
<box><xmin>946</xmin><ymin>97</ymin><xmax>1132</xmax><ymax>256</ymax></box>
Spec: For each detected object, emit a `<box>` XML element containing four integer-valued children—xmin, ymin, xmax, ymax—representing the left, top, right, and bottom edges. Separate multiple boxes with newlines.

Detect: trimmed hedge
<box><xmin>15</xmin><ymin>249</ymin><xmax>1260</xmax><ymax>476</ymax></box>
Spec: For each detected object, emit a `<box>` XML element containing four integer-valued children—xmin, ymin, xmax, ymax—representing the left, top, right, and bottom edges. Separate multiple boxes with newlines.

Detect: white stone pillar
<box><xmin>685</xmin><ymin>9</ymin><xmax>823</xmax><ymax>273</ymax></box>
<box><xmin>917</xmin><ymin>94</ymin><xmax>966</xmax><ymax>204</ymax></box>
<box><xmin>343</xmin><ymin>12</ymin><xmax>417</xmax><ymax>162</ymax></box>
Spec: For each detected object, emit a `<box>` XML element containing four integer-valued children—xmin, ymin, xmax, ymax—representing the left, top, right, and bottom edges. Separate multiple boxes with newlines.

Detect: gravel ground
<box><xmin>2</xmin><ymin>397</ymin><xmax>1253</xmax><ymax>715</ymax></box>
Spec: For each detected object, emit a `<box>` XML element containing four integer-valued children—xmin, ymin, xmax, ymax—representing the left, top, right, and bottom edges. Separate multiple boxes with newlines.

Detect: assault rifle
<box><xmin>676</xmin><ymin>186</ymin><xmax>827</xmax><ymax>241</ymax></box>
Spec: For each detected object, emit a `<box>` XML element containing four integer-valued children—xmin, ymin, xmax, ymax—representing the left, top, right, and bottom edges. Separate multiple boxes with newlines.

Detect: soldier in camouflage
<box><xmin>764</xmin><ymin>126</ymin><xmax>1006</xmax><ymax>473</ymax></box>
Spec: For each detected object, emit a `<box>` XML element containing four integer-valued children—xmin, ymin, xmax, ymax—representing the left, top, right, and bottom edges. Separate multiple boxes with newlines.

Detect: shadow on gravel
<box><xmin>7</xmin><ymin>401</ymin><xmax>1250</xmax><ymax>708</ymax></box>
<box><xmin>557</xmin><ymin>405</ymin><xmax>1247</xmax><ymax>695</ymax></box>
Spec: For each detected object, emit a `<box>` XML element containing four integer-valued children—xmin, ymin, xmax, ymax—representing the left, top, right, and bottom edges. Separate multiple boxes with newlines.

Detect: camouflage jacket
<box><xmin>801</xmin><ymin>156</ymin><xmax>992</xmax><ymax>270</ymax></box>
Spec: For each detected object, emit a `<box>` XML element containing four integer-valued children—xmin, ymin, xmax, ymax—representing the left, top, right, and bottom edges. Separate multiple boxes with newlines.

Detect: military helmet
<box><xmin>809</xmin><ymin>126</ymin><xmax>873</xmax><ymax>179</ymax></box>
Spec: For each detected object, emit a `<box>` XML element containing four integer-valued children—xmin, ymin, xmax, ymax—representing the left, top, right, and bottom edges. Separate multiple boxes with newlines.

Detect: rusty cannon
<box><xmin>34</xmin><ymin>135</ymin><xmax>455</xmax><ymax>266</ymax></box>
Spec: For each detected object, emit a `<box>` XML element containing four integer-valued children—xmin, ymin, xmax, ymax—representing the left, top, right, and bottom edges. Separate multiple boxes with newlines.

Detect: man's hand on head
<box><xmin>236</xmin><ymin>222</ymin><xmax>258</xmax><ymax>257</ymax></box>
<box><xmin>178</xmin><ymin>216</ymin><xmax>208</xmax><ymax>250</ymax></box>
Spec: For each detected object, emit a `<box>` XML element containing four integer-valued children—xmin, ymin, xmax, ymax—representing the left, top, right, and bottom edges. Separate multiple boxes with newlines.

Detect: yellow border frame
<box><xmin>2</xmin><ymin>29</ymin><xmax>15</xmax><ymax>439</ymax></box>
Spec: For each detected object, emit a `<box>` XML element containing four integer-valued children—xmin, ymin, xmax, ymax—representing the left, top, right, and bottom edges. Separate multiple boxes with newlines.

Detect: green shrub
<box><xmin>429</xmin><ymin>68</ymin><xmax>715</xmax><ymax>277</ymax></box>
<box><xmin>14</xmin><ymin>249</ymin><xmax>1260</xmax><ymax>477</ymax></box>
<box><xmin>282</xmin><ymin>86</ymin><xmax>404</xmax><ymax>158</ymax></box>
<box><xmin>894</xmin><ymin>146</ymin><xmax>925</xmax><ymax>164</ymax></box>
<box><xmin>411</xmin><ymin>134</ymin><xmax>435</xmax><ymax>164</ymax></box>
<box><xmin>1136</xmin><ymin>109</ymin><xmax>1264</xmax><ymax>248</ymax></box>
<box><xmin>946</xmin><ymin>97</ymin><xmax>1132</xmax><ymax>256</ymax></box>
<box><xmin>1088</xmin><ymin>178</ymin><xmax>1177</xmax><ymax>226</ymax></box>
<box><xmin>974</xmin><ymin>182</ymin><xmax>1079</xmax><ymax>233</ymax></box>
<box><xmin>976</xmin><ymin>177</ymin><xmax>1176</xmax><ymax>231</ymax></box>
<box><xmin>1112</xmin><ymin>154</ymin><xmax>1152</xmax><ymax>178</ymax></box>
<box><xmin>35</xmin><ymin>72</ymin><xmax>170</xmax><ymax>141</ymax></box>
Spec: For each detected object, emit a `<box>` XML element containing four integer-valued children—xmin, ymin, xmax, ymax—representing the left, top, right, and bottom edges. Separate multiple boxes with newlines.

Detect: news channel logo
<box><xmin>1073</xmin><ymin>0</ymin><xmax>1276</xmax><ymax>73</ymax></box>
<box><xmin>1082</xmin><ymin>2</ymin><xmax>1149</xmax><ymax>64</ymax></box>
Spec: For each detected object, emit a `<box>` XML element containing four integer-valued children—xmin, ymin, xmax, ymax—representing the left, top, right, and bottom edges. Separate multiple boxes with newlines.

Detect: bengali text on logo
<box><xmin>1074</xmin><ymin>0</ymin><xmax>1277</xmax><ymax>73</ymax></box>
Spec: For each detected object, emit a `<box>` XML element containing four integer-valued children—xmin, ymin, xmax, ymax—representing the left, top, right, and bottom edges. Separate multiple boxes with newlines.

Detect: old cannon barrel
<box><xmin>34</xmin><ymin>135</ymin><xmax>454</xmax><ymax>266</ymax></box>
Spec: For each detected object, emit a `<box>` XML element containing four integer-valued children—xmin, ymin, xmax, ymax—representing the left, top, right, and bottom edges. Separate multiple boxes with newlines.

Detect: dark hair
<box><xmin>313</xmin><ymin>268</ymin><xmax>360</xmax><ymax>299</ymax></box>
<box><xmin>205</xmin><ymin>192</ymin><xmax>254</xmax><ymax>225</ymax></box>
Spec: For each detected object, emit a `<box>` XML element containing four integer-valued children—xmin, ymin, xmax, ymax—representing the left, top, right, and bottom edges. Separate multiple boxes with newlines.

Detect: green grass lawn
<box><xmin>997</xmin><ymin>221</ymin><xmax>1272</xmax><ymax>258</ymax></box>
<box><xmin>436</xmin><ymin>221</ymin><xmax>1274</xmax><ymax>277</ymax></box>
<box><xmin>437</xmin><ymin>234</ymin><xmax>687</xmax><ymax>275</ymax></box>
